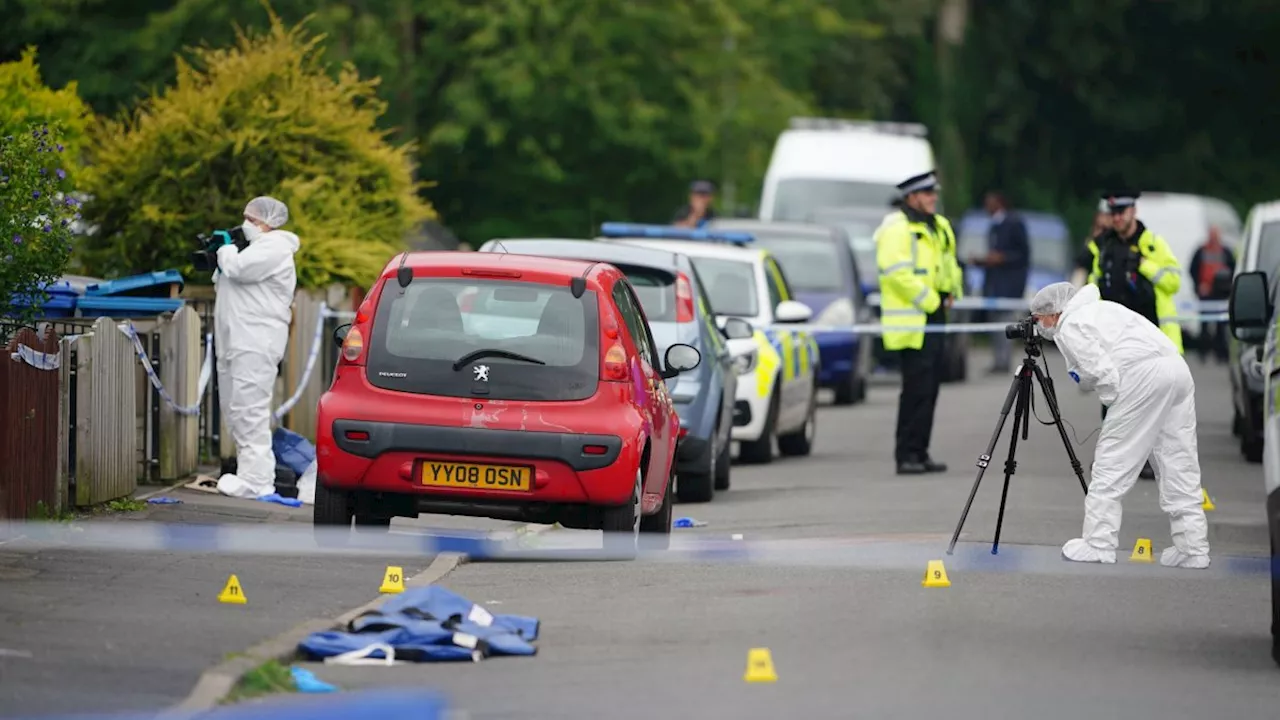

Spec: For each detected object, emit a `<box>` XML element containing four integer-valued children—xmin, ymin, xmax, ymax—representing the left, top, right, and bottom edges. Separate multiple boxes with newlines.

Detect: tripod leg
<box><xmin>947</xmin><ymin>360</ymin><xmax>1027</xmax><ymax>555</ymax></box>
<box><xmin>1032</xmin><ymin>363</ymin><xmax>1089</xmax><ymax>493</ymax></box>
<box><xmin>991</xmin><ymin>371</ymin><xmax>1031</xmax><ymax>555</ymax></box>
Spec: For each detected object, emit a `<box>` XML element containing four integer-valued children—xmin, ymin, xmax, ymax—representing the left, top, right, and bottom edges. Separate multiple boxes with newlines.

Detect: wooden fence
<box><xmin>0</xmin><ymin>327</ymin><xmax>63</xmax><ymax>519</ymax></box>
<box><xmin>65</xmin><ymin>317</ymin><xmax>138</xmax><ymax>506</ymax></box>
<box><xmin>157</xmin><ymin>306</ymin><xmax>202</xmax><ymax>479</ymax></box>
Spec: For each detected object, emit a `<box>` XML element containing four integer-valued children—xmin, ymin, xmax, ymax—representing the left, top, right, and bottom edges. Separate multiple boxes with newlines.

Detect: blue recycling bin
<box><xmin>77</xmin><ymin>270</ymin><xmax>186</xmax><ymax>318</ymax></box>
<box><xmin>7</xmin><ymin>280</ymin><xmax>82</xmax><ymax>319</ymax></box>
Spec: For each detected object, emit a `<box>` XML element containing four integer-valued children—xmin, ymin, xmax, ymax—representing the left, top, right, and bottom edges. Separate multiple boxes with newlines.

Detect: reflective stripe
<box><xmin>1151</xmin><ymin>267</ymin><xmax>1179</xmax><ymax>285</ymax></box>
<box><xmin>1159</xmin><ymin>318</ymin><xmax>1181</xmax><ymax>325</ymax></box>
<box><xmin>778</xmin><ymin>330</ymin><xmax>796</xmax><ymax>380</ymax></box>
<box><xmin>911</xmin><ymin>288</ymin><xmax>930</xmax><ymax>310</ymax></box>
<box><xmin>880</xmin><ymin>261</ymin><xmax>912</xmax><ymax>275</ymax></box>
<box><xmin>883</xmin><ymin>308</ymin><xmax>924</xmax><ymax>316</ymax></box>
<box><xmin>797</xmin><ymin>330</ymin><xmax>809</xmax><ymax>373</ymax></box>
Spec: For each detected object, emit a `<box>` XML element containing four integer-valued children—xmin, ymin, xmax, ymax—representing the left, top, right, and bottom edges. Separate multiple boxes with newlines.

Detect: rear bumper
<box><xmin>319</xmin><ymin>419</ymin><xmax>638</xmax><ymax>508</ymax></box>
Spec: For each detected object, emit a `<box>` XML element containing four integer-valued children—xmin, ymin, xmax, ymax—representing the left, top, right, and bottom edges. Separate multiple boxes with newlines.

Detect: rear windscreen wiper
<box><xmin>452</xmin><ymin>349</ymin><xmax>548</xmax><ymax>371</ymax></box>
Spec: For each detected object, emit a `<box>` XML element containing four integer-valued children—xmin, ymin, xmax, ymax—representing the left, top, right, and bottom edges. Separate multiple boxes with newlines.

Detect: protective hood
<box><xmin>1059</xmin><ymin>283</ymin><xmax>1100</xmax><ymax>321</ymax></box>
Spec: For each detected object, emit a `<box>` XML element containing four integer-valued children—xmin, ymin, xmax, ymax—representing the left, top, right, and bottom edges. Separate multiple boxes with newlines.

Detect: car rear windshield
<box><xmin>614</xmin><ymin>264</ymin><xmax>677</xmax><ymax>322</ymax></box>
<box><xmin>750</xmin><ymin>235</ymin><xmax>847</xmax><ymax>292</ymax></box>
<box><xmin>366</xmin><ymin>278</ymin><xmax>600</xmax><ymax>402</ymax></box>
<box><xmin>688</xmin><ymin>257</ymin><xmax>758</xmax><ymax>317</ymax></box>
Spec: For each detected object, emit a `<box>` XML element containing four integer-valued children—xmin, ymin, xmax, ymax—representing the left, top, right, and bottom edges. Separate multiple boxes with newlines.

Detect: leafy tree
<box><xmin>0</xmin><ymin>123</ymin><xmax>78</xmax><ymax>324</ymax></box>
<box><xmin>78</xmin><ymin>10</ymin><xmax>434</xmax><ymax>289</ymax></box>
<box><xmin>0</xmin><ymin>48</ymin><xmax>92</xmax><ymax>176</ymax></box>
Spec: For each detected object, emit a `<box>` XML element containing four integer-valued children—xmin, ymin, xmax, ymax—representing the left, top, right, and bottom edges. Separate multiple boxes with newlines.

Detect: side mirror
<box><xmin>721</xmin><ymin>317</ymin><xmax>754</xmax><ymax>340</ymax></box>
<box><xmin>1228</xmin><ymin>271</ymin><xmax>1271</xmax><ymax>343</ymax></box>
<box><xmin>774</xmin><ymin>300</ymin><xmax>813</xmax><ymax>324</ymax></box>
<box><xmin>333</xmin><ymin>323</ymin><xmax>352</xmax><ymax>348</ymax></box>
<box><xmin>661</xmin><ymin>343</ymin><xmax>702</xmax><ymax>379</ymax></box>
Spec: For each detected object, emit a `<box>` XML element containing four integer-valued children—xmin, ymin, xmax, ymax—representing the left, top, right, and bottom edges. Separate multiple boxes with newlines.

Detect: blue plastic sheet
<box><xmin>298</xmin><ymin>586</ymin><xmax>539</xmax><ymax>663</ymax></box>
<box><xmin>272</xmin><ymin>427</ymin><xmax>316</xmax><ymax>477</ymax></box>
<box><xmin>7</xmin><ymin>689</ymin><xmax>448</xmax><ymax>720</ymax></box>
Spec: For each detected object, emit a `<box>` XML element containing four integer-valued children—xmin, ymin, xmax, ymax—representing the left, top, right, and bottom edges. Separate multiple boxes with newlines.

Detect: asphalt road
<box><xmin>306</xmin><ymin>348</ymin><xmax>1277</xmax><ymax>720</ymax></box>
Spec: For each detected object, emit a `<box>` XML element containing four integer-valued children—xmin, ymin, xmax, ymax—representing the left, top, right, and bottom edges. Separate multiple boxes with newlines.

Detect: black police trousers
<box><xmin>895</xmin><ymin>308</ymin><xmax>946</xmax><ymax>464</ymax></box>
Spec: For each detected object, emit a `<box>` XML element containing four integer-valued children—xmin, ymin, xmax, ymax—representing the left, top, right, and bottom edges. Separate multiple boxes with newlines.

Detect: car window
<box><xmin>1257</xmin><ymin>222</ymin><xmax>1280</xmax><ymax>292</ymax></box>
<box><xmin>613</xmin><ymin>264</ymin><xmax>677</xmax><ymax>322</ymax></box>
<box><xmin>612</xmin><ymin>281</ymin><xmax>655</xmax><ymax>369</ymax></box>
<box><xmin>688</xmin><ymin>257</ymin><xmax>759</xmax><ymax>317</ymax></box>
<box><xmin>750</xmin><ymin>235</ymin><xmax>847</xmax><ymax>292</ymax></box>
<box><xmin>367</xmin><ymin>278</ymin><xmax>599</xmax><ymax>401</ymax></box>
<box><xmin>688</xmin><ymin>264</ymin><xmax>726</xmax><ymax>355</ymax></box>
<box><xmin>774</xmin><ymin>179</ymin><xmax>899</xmax><ymax>222</ymax></box>
<box><xmin>808</xmin><ymin>214</ymin><xmax>880</xmax><ymax>286</ymax></box>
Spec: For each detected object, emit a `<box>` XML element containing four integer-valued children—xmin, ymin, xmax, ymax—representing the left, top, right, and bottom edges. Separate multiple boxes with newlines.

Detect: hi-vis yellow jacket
<box><xmin>1085</xmin><ymin>227</ymin><xmax>1184</xmax><ymax>353</ymax></box>
<box><xmin>874</xmin><ymin>210</ymin><xmax>962</xmax><ymax>351</ymax></box>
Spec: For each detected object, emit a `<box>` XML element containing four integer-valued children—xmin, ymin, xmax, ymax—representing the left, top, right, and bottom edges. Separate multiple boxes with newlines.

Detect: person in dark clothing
<box><xmin>672</xmin><ymin>180</ymin><xmax>718</xmax><ymax>228</ymax></box>
<box><xmin>1188</xmin><ymin>226</ymin><xmax>1235</xmax><ymax>363</ymax></box>
<box><xmin>968</xmin><ymin>190</ymin><xmax>1030</xmax><ymax>373</ymax></box>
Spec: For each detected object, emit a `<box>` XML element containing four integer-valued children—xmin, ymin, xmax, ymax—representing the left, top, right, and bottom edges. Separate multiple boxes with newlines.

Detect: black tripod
<box><xmin>947</xmin><ymin>338</ymin><xmax>1089</xmax><ymax>556</ymax></box>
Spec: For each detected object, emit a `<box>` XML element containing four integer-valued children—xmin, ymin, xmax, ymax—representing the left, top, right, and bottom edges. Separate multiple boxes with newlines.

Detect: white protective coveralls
<box><xmin>1031</xmin><ymin>282</ymin><xmax>1210</xmax><ymax>568</ymax></box>
<box><xmin>214</xmin><ymin>197</ymin><xmax>300</xmax><ymax>499</ymax></box>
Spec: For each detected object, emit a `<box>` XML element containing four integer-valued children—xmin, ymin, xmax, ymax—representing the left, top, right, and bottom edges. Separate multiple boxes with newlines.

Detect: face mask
<box><xmin>1037</xmin><ymin>322</ymin><xmax>1057</xmax><ymax>341</ymax></box>
<box><xmin>241</xmin><ymin>220</ymin><xmax>263</xmax><ymax>242</ymax></box>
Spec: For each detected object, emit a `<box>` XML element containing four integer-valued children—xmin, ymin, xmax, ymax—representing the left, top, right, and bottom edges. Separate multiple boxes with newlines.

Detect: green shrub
<box><xmin>0</xmin><ymin>124</ymin><xmax>78</xmax><ymax>325</ymax></box>
<box><xmin>0</xmin><ymin>48</ymin><xmax>92</xmax><ymax>179</ymax></box>
<box><xmin>79</xmin><ymin>11</ymin><xmax>433</xmax><ymax>289</ymax></box>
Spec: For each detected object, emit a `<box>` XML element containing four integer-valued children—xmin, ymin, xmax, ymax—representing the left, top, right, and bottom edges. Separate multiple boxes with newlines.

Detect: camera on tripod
<box><xmin>1004</xmin><ymin>316</ymin><xmax>1039</xmax><ymax>341</ymax></box>
<box><xmin>191</xmin><ymin>226</ymin><xmax>248</xmax><ymax>272</ymax></box>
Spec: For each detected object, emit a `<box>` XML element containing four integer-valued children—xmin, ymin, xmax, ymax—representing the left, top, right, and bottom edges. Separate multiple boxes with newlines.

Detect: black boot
<box><xmin>921</xmin><ymin>455</ymin><xmax>948</xmax><ymax>473</ymax></box>
<box><xmin>896</xmin><ymin>458</ymin><xmax>928</xmax><ymax>475</ymax></box>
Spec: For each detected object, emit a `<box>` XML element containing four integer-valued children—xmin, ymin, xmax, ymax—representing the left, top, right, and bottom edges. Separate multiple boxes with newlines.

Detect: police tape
<box><xmin>0</xmin><ymin>520</ymin><xmax>1265</xmax><ymax>578</ymax></box>
<box><xmin>866</xmin><ymin>295</ymin><xmax>1230</xmax><ymax>314</ymax></box>
<box><xmin>774</xmin><ymin>313</ymin><xmax>1228</xmax><ymax>336</ymax></box>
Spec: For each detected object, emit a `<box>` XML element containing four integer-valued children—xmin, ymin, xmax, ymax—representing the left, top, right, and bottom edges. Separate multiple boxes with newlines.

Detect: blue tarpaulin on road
<box><xmin>8</xmin><ymin>689</ymin><xmax>449</xmax><ymax>720</ymax></box>
<box><xmin>298</xmin><ymin>586</ymin><xmax>539</xmax><ymax>662</ymax></box>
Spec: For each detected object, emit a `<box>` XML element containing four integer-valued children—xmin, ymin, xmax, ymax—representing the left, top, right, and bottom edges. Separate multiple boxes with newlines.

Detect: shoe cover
<box><xmin>217</xmin><ymin>472</ymin><xmax>272</xmax><ymax>499</ymax></box>
<box><xmin>1061</xmin><ymin>538</ymin><xmax>1116</xmax><ymax>563</ymax></box>
<box><xmin>1160</xmin><ymin>546</ymin><xmax>1210</xmax><ymax>569</ymax></box>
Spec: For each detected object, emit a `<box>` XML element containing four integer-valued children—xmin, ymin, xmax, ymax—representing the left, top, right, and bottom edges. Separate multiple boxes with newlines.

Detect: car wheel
<box><xmin>1232</xmin><ymin>406</ymin><xmax>1244</xmax><ymax>437</ymax></box>
<box><xmin>676</xmin><ymin>439</ymin><xmax>715</xmax><ymax>504</ymax></box>
<box><xmin>738</xmin><ymin>384</ymin><xmax>778</xmax><ymax>465</ymax></box>
<box><xmin>1243</xmin><ymin>433</ymin><xmax>1264</xmax><ymax>464</ymax></box>
<box><xmin>313</xmin><ymin>481</ymin><xmax>354</xmax><ymax>546</ymax></box>
<box><xmin>713</xmin><ymin>437</ymin><xmax>731</xmax><ymax>491</ymax></box>
<box><xmin>353</xmin><ymin>513</ymin><xmax>392</xmax><ymax>535</ymax></box>
<box><xmin>778</xmin><ymin>381</ymin><xmax>817</xmax><ymax>457</ymax></box>
<box><xmin>832</xmin><ymin>372</ymin><xmax>857</xmax><ymax>406</ymax></box>
<box><xmin>600</xmin><ymin>468</ymin><xmax>641</xmax><ymax>559</ymax></box>
<box><xmin>639</xmin><ymin>469</ymin><xmax>674</xmax><ymax>551</ymax></box>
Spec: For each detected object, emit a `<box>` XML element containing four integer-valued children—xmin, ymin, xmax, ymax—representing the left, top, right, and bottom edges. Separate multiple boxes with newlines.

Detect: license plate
<box><xmin>421</xmin><ymin>462</ymin><xmax>532</xmax><ymax>492</ymax></box>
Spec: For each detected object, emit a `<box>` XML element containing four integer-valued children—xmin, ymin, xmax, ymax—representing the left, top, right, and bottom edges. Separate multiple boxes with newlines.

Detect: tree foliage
<box><xmin>78</xmin><ymin>11</ymin><xmax>433</xmax><ymax>288</ymax></box>
<box><xmin>0</xmin><ymin>124</ymin><xmax>78</xmax><ymax>324</ymax></box>
<box><xmin>0</xmin><ymin>48</ymin><xmax>92</xmax><ymax>176</ymax></box>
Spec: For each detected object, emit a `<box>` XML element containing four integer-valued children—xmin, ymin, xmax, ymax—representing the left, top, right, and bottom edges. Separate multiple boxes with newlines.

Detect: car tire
<box><xmin>738</xmin><ymin>382</ymin><xmax>778</xmax><ymax>465</ymax></box>
<box><xmin>833</xmin><ymin>372</ymin><xmax>858</xmax><ymax>406</ymax></box>
<box><xmin>313</xmin><ymin>482</ymin><xmax>354</xmax><ymax>545</ymax></box>
<box><xmin>354</xmin><ymin>514</ymin><xmax>392</xmax><ymax>535</ymax></box>
<box><xmin>1243</xmin><ymin>433</ymin><xmax>1264</xmax><ymax>464</ymax></box>
<box><xmin>676</xmin><ymin>432</ymin><xmax>716</xmax><ymax>503</ymax></box>
<box><xmin>639</xmin><ymin>469</ymin><xmax>674</xmax><ymax>551</ymax></box>
<box><xmin>600</xmin><ymin>468</ymin><xmax>641</xmax><ymax>559</ymax></box>
<box><xmin>778</xmin><ymin>381</ymin><xmax>817</xmax><ymax>457</ymax></box>
<box><xmin>713</xmin><ymin>437</ymin><xmax>731</xmax><ymax>491</ymax></box>
<box><xmin>1232</xmin><ymin>407</ymin><xmax>1244</xmax><ymax>437</ymax></box>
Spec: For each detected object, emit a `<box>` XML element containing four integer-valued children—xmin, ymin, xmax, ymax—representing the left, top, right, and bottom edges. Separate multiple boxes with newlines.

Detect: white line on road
<box><xmin>0</xmin><ymin>648</ymin><xmax>34</xmax><ymax>658</ymax></box>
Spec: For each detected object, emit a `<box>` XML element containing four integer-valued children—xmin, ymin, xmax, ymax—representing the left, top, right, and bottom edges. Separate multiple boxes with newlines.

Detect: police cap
<box><xmin>897</xmin><ymin>171</ymin><xmax>939</xmax><ymax>196</ymax></box>
<box><xmin>1102</xmin><ymin>190</ymin><xmax>1141</xmax><ymax>211</ymax></box>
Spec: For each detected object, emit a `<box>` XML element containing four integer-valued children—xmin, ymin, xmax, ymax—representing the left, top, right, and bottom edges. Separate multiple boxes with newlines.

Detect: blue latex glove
<box><xmin>257</xmin><ymin>493</ymin><xmax>303</xmax><ymax>508</ymax></box>
<box><xmin>1068</xmin><ymin>370</ymin><xmax>1080</xmax><ymax>384</ymax></box>
<box><xmin>290</xmin><ymin>666</ymin><xmax>338</xmax><ymax>693</ymax></box>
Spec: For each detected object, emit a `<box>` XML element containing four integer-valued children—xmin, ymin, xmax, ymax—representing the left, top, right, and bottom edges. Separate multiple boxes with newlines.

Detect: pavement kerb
<box><xmin>162</xmin><ymin>521</ymin><xmax>557</xmax><ymax>716</ymax></box>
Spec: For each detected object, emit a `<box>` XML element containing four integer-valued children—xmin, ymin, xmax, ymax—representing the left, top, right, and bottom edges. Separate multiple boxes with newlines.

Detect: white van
<box><xmin>1133</xmin><ymin>192</ymin><xmax>1242</xmax><ymax>340</ymax></box>
<box><xmin>758</xmin><ymin>118</ymin><xmax>938</xmax><ymax>221</ymax></box>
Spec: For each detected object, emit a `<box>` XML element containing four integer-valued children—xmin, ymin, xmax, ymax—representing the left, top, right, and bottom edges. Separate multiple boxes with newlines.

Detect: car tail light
<box><xmin>675</xmin><ymin>272</ymin><xmax>695</xmax><ymax>323</ymax></box>
<box><xmin>602</xmin><ymin>343</ymin><xmax>629</xmax><ymax>381</ymax></box>
<box><xmin>341</xmin><ymin>326</ymin><xmax>366</xmax><ymax>364</ymax></box>
<box><xmin>678</xmin><ymin>427</ymin><xmax>689</xmax><ymax>439</ymax></box>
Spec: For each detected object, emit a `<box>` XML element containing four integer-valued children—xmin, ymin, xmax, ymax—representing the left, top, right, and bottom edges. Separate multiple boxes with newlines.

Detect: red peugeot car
<box><xmin>314</xmin><ymin>251</ymin><xmax>702</xmax><ymax>555</ymax></box>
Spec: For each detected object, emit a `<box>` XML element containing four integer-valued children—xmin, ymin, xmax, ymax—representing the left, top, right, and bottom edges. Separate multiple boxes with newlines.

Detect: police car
<box><xmin>599</xmin><ymin>223</ymin><xmax>820</xmax><ymax>464</ymax></box>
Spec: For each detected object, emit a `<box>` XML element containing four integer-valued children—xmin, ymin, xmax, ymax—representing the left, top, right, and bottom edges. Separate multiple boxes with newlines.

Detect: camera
<box><xmin>1004</xmin><ymin>315</ymin><xmax>1039</xmax><ymax>341</ymax></box>
<box><xmin>192</xmin><ymin>226</ymin><xmax>248</xmax><ymax>272</ymax></box>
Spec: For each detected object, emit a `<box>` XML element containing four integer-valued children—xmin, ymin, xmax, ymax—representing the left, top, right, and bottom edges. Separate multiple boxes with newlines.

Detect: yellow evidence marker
<box><xmin>218</xmin><ymin>574</ymin><xmax>247</xmax><ymax>605</ymax></box>
<box><xmin>379</xmin><ymin>566</ymin><xmax>406</xmax><ymax>594</ymax></box>
<box><xmin>1201</xmin><ymin>489</ymin><xmax>1216</xmax><ymax>511</ymax></box>
<box><xmin>1129</xmin><ymin>538</ymin><xmax>1154</xmax><ymax>563</ymax></box>
<box><xmin>922</xmin><ymin>560</ymin><xmax>951</xmax><ymax>588</ymax></box>
<box><xmin>743</xmin><ymin>648</ymin><xmax>778</xmax><ymax>683</ymax></box>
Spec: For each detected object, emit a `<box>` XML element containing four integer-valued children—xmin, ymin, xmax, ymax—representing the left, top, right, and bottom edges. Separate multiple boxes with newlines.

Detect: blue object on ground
<box><xmin>673</xmin><ymin>517</ymin><xmax>707</xmax><ymax>528</ymax></box>
<box><xmin>290</xmin><ymin>666</ymin><xmax>338</xmax><ymax>693</ymax></box>
<box><xmin>145</xmin><ymin>496</ymin><xmax>182</xmax><ymax>505</ymax></box>
<box><xmin>257</xmin><ymin>493</ymin><xmax>303</xmax><ymax>508</ymax></box>
<box><xmin>272</xmin><ymin>427</ymin><xmax>316</xmax><ymax>476</ymax></box>
<box><xmin>298</xmin><ymin>586</ymin><xmax>539</xmax><ymax>663</ymax></box>
<box><xmin>6</xmin><ymin>689</ymin><xmax>450</xmax><ymax>720</ymax></box>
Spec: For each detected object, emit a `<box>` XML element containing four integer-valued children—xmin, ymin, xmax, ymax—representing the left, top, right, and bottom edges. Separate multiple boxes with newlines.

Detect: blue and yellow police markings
<box><xmin>752</xmin><ymin>329</ymin><xmax>782</xmax><ymax>396</ymax></box>
<box><xmin>761</xmin><ymin>327</ymin><xmax>812</xmax><ymax>384</ymax></box>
